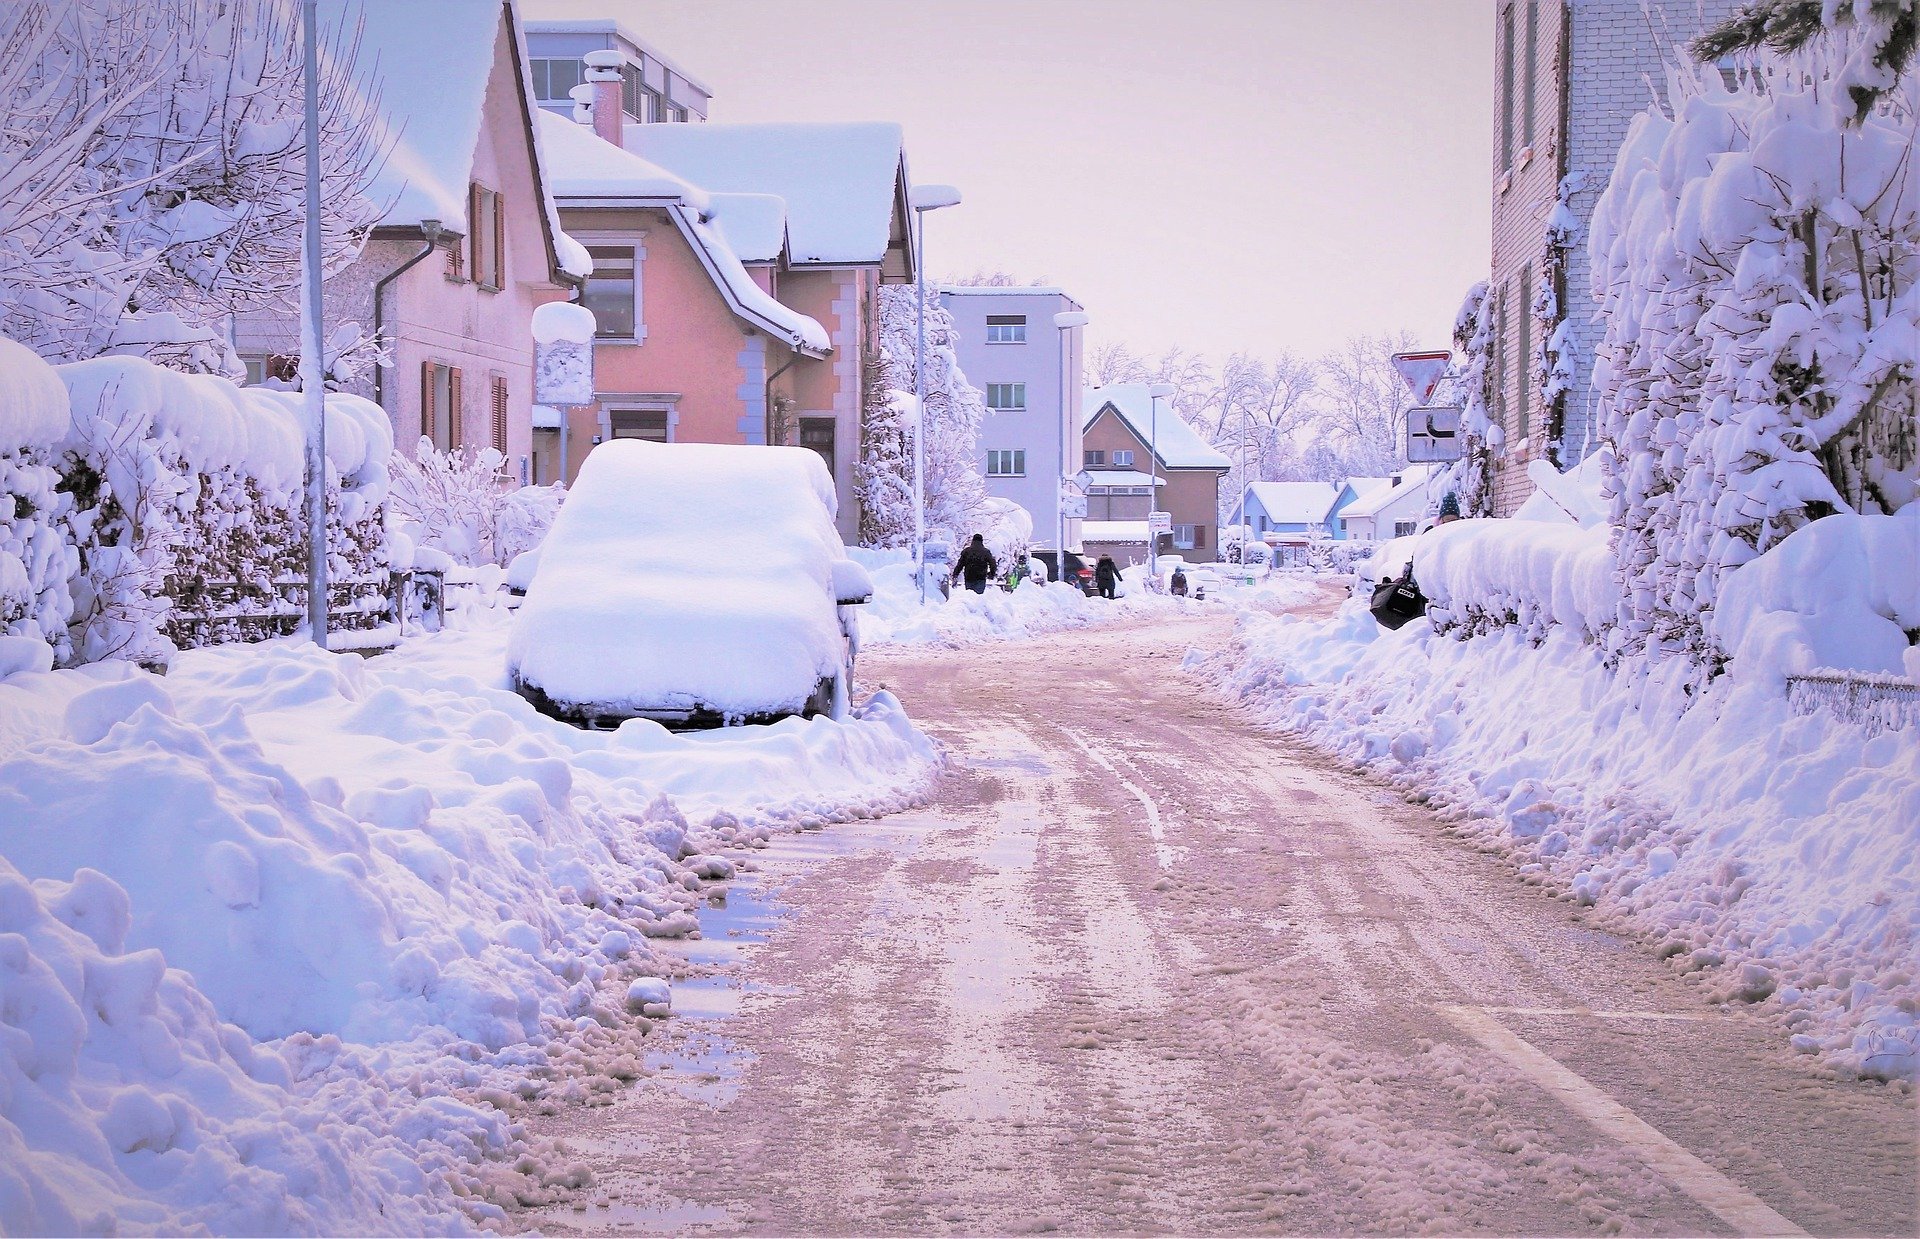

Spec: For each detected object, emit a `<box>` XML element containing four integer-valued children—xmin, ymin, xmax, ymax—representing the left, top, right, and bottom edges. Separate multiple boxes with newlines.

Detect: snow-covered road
<box><xmin>521</xmin><ymin>611</ymin><xmax>1915</xmax><ymax>1235</ymax></box>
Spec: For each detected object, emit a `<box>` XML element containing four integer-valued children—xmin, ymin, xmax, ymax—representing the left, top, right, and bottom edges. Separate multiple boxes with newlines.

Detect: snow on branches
<box><xmin>0</xmin><ymin>0</ymin><xmax>384</xmax><ymax>374</ymax></box>
<box><xmin>1589</xmin><ymin>51</ymin><xmax>1918</xmax><ymax>669</ymax></box>
<box><xmin>1439</xmin><ymin>281</ymin><xmax>1499</xmax><ymax>518</ymax></box>
<box><xmin>857</xmin><ymin>284</ymin><xmax>990</xmax><ymax>547</ymax></box>
<box><xmin>387</xmin><ymin>441</ymin><xmax>564</xmax><ymax>569</ymax></box>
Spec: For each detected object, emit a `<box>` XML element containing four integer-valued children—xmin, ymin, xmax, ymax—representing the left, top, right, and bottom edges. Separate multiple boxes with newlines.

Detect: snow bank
<box><xmin>511</xmin><ymin>441</ymin><xmax>855</xmax><ymax>719</ymax></box>
<box><xmin>0</xmin><ymin>603</ymin><xmax>938</xmax><ymax>1231</ymax></box>
<box><xmin>1190</xmin><ymin>603</ymin><xmax>1920</xmax><ymax>1083</ymax></box>
<box><xmin>1713</xmin><ymin>505</ymin><xmax>1920</xmax><ymax>683</ymax></box>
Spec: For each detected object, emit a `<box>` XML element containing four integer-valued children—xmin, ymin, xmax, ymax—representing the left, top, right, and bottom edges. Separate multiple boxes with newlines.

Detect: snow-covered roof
<box><xmin>1341</xmin><ymin>465</ymin><xmax>1437</xmax><ymax>520</ymax></box>
<box><xmin>1245</xmin><ymin>481</ymin><xmax>1338</xmax><ymax>526</ymax></box>
<box><xmin>673</xmin><ymin>206</ymin><xmax>830</xmax><ymax>354</ymax></box>
<box><xmin>531</xmin><ymin>404</ymin><xmax>563</xmax><ymax>430</ymax></box>
<box><xmin>1341</xmin><ymin>476</ymin><xmax>1393</xmax><ymax>499</ymax></box>
<box><xmin>1082</xmin><ymin>385</ymin><xmax>1233</xmax><ymax>470</ymax></box>
<box><xmin>938</xmin><ymin>286</ymin><xmax>1074</xmax><ymax>298</ymax></box>
<box><xmin>1085</xmin><ymin>469</ymin><xmax>1163</xmax><ymax>488</ymax></box>
<box><xmin>339</xmin><ymin>0</ymin><xmax>500</xmax><ymax>230</ymax></box>
<box><xmin>1082</xmin><ymin>520</ymin><xmax>1151</xmax><ymax>544</ymax></box>
<box><xmin>626</xmin><ymin>122</ymin><xmax>906</xmax><ymax>266</ymax></box>
<box><xmin>707</xmin><ymin>193</ymin><xmax>787</xmax><ymax>263</ymax></box>
<box><xmin>1090</xmin><ymin>518</ymin><xmax>1144</xmax><ymax>545</ymax></box>
<box><xmin>534</xmin><ymin>109</ymin><xmax>709</xmax><ymax>205</ymax></box>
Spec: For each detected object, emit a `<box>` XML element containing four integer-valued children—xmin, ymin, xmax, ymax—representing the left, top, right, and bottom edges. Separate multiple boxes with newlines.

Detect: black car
<box><xmin>1033</xmin><ymin>550</ymin><xmax>1097</xmax><ymax>595</ymax></box>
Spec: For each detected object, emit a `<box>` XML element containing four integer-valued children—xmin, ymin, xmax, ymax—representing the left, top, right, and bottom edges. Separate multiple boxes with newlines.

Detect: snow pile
<box><xmin>0</xmin><ymin>601</ymin><xmax>938</xmax><ymax>1231</ymax></box>
<box><xmin>0</xmin><ymin>339</ymin><xmax>78</xmax><ymax>661</ymax></box>
<box><xmin>1713</xmin><ymin>504</ymin><xmax>1920</xmax><ymax>683</ymax></box>
<box><xmin>511</xmin><ymin>441</ymin><xmax>856</xmax><ymax>719</ymax></box>
<box><xmin>1414</xmin><ymin>519</ymin><xmax>1619</xmax><ymax>644</ymax></box>
<box><xmin>1190</xmin><ymin>603</ymin><xmax>1920</xmax><ymax>1083</ymax></box>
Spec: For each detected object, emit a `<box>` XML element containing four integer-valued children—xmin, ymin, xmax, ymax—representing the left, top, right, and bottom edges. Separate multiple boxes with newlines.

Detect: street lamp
<box><xmin>1147</xmin><ymin>381</ymin><xmax>1175</xmax><ymax>581</ymax></box>
<box><xmin>908</xmin><ymin>183</ymin><xmax>961</xmax><ymax>604</ymax></box>
<box><xmin>1052</xmin><ymin>311</ymin><xmax>1089</xmax><ymax>584</ymax></box>
<box><xmin>300</xmin><ymin>0</ymin><xmax>328</xmax><ymax>649</ymax></box>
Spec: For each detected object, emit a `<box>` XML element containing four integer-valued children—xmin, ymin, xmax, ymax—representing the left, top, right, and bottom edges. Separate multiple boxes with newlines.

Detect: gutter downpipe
<box><xmin>764</xmin><ymin>341</ymin><xmax>802</xmax><ymax>446</ymax></box>
<box><xmin>371</xmin><ymin>220</ymin><xmax>443</xmax><ymax>415</ymax></box>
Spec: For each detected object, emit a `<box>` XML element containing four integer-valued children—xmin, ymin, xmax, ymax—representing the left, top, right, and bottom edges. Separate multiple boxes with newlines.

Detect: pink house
<box><xmin>235</xmin><ymin>0</ymin><xmax>584</xmax><ymax>483</ymax></box>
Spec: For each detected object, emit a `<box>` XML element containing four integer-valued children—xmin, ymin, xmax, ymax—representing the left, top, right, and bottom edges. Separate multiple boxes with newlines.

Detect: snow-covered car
<box><xmin>507</xmin><ymin>440</ymin><xmax>872</xmax><ymax>728</ymax></box>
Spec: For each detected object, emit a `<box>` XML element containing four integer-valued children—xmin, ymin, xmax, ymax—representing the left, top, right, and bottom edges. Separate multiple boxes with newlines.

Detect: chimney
<box><xmin>582</xmin><ymin>50</ymin><xmax>625</xmax><ymax>146</ymax></box>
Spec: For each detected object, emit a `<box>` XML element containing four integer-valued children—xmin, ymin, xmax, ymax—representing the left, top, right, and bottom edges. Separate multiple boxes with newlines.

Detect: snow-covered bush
<box><xmin>0</xmin><ymin>0</ymin><xmax>383</xmax><ymax>373</ymax></box>
<box><xmin>387</xmin><ymin>439</ymin><xmax>562</xmax><ymax>568</ymax></box>
<box><xmin>1438</xmin><ymin>281</ymin><xmax>1499</xmax><ymax>518</ymax></box>
<box><xmin>1416</xmin><ymin>519</ymin><xmax>1619</xmax><ymax>645</ymax></box>
<box><xmin>857</xmin><ymin>285</ymin><xmax>990</xmax><ymax>547</ymax></box>
<box><xmin>1590</xmin><ymin>49</ymin><xmax>1918</xmax><ymax>671</ymax></box>
<box><xmin>0</xmin><ymin>339</ymin><xmax>79</xmax><ymax>661</ymax></box>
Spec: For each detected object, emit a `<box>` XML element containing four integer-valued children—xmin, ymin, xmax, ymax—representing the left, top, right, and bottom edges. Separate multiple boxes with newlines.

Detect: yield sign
<box><xmin>1391</xmin><ymin>350</ymin><xmax>1452</xmax><ymax>404</ymax></box>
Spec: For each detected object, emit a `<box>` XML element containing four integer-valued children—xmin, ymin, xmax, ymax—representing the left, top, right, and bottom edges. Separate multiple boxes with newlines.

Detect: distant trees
<box><xmin>1088</xmin><ymin>333</ymin><xmax>1424</xmax><ymax>513</ymax></box>
<box><xmin>0</xmin><ymin>0</ymin><xmax>384</xmax><ymax>374</ymax></box>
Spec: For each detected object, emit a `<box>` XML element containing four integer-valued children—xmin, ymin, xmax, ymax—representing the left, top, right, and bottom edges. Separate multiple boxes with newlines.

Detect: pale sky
<box><xmin>523</xmin><ymin>0</ymin><xmax>1495</xmax><ymax>363</ymax></box>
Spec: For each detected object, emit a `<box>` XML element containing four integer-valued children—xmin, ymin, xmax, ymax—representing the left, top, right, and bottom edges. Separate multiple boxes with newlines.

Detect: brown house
<box><xmin>1079</xmin><ymin>384</ymin><xmax>1232</xmax><ymax>564</ymax></box>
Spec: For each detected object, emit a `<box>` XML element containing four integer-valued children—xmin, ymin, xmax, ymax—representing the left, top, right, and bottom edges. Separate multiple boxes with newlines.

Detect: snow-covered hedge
<box><xmin>1416</xmin><ymin>519</ymin><xmax>1618</xmax><ymax>645</ymax></box>
<box><xmin>0</xmin><ymin>335</ymin><xmax>393</xmax><ymax>667</ymax></box>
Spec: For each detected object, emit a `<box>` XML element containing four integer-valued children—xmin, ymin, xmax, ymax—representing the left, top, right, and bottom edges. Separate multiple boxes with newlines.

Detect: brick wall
<box><xmin>1483</xmin><ymin>0</ymin><xmax>1740</xmax><ymax>516</ymax></box>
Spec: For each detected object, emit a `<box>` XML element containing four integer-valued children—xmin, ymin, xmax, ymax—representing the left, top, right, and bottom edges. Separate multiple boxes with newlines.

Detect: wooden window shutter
<box><xmin>1195</xmin><ymin>524</ymin><xmax>1207</xmax><ymax>550</ymax></box>
<box><xmin>448</xmin><ymin>366</ymin><xmax>463</xmax><ymax>450</ymax></box>
<box><xmin>420</xmin><ymin>360</ymin><xmax>434</xmax><ymax>451</ymax></box>
<box><xmin>491</xmin><ymin>376</ymin><xmax>508</xmax><ymax>453</ymax></box>
<box><xmin>468</xmin><ymin>183</ymin><xmax>482</xmax><ymax>285</ymax></box>
<box><xmin>492</xmin><ymin>189</ymin><xmax>505</xmax><ymax>289</ymax></box>
<box><xmin>445</xmin><ymin>237</ymin><xmax>463</xmax><ymax>282</ymax></box>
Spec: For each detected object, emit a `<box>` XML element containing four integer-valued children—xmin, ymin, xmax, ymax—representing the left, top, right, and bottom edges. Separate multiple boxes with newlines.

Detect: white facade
<box><xmin>524</xmin><ymin>20</ymin><xmax>712</xmax><ymax>124</ymax></box>
<box><xmin>938</xmin><ymin>287</ymin><xmax>1086</xmax><ymax>553</ymax></box>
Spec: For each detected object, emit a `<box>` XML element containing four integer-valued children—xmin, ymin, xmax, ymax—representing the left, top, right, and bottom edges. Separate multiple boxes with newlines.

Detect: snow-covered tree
<box><xmin>857</xmin><ymin>284</ymin><xmax>990</xmax><ymax>547</ymax></box>
<box><xmin>1589</xmin><ymin>48</ymin><xmax>1918</xmax><ymax>668</ymax></box>
<box><xmin>0</xmin><ymin>0</ymin><xmax>384</xmax><ymax>373</ymax></box>
<box><xmin>1438</xmin><ymin>281</ymin><xmax>1498</xmax><ymax>518</ymax></box>
<box><xmin>1692</xmin><ymin>0</ymin><xmax>1916</xmax><ymax>123</ymax></box>
<box><xmin>388</xmin><ymin>440</ymin><xmax>563</xmax><ymax>568</ymax></box>
<box><xmin>1314</xmin><ymin>333</ymin><xmax>1418</xmax><ymax>478</ymax></box>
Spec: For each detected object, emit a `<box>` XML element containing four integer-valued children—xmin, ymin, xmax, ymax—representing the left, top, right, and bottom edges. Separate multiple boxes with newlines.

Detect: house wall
<box><xmin>1083</xmin><ymin>411</ymin><xmax>1223</xmax><ymax>562</ymax></box>
<box><xmin>233</xmin><ymin>16</ymin><xmax>563</xmax><ymax>486</ymax></box>
<box><xmin>1485</xmin><ymin>0</ymin><xmax>1740</xmax><ymax>515</ymax></box>
<box><xmin>939</xmin><ymin>288</ymin><xmax>1084</xmax><ymax>553</ymax></box>
<box><xmin>775</xmin><ymin>267</ymin><xmax>868</xmax><ymax>544</ymax></box>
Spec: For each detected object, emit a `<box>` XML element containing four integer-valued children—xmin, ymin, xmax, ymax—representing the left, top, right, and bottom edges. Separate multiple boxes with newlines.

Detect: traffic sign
<box><xmin>1148</xmin><ymin>510</ymin><xmax>1172</xmax><ymax>535</ymax></box>
<box><xmin>1391</xmin><ymin>350</ymin><xmax>1452</xmax><ymax>405</ymax></box>
<box><xmin>1407</xmin><ymin>404</ymin><xmax>1464</xmax><ymax>462</ymax></box>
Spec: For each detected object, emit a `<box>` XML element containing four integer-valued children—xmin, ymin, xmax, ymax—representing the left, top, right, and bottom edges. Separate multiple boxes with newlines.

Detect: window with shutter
<box><xmin>444</xmin><ymin>237</ymin><xmax>464</xmax><ymax>282</ymax></box>
<box><xmin>469</xmin><ymin>184</ymin><xmax>503</xmax><ymax>291</ymax></box>
<box><xmin>491</xmin><ymin>376</ymin><xmax>508</xmax><ymax>453</ymax></box>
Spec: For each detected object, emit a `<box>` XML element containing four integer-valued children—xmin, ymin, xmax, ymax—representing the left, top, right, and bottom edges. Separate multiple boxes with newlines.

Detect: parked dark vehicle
<box><xmin>1034</xmin><ymin>550</ymin><xmax>1096</xmax><ymax>595</ymax></box>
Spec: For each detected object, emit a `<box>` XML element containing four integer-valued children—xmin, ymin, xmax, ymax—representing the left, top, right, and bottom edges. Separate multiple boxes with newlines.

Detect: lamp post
<box><xmin>907</xmin><ymin>183</ymin><xmax>961</xmax><ymax>604</ymax></box>
<box><xmin>300</xmin><ymin>0</ymin><xmax>328</xmax><ymax>649</ymax></box>
<box><xmin>1147</xmin><ymin>381</ymin><xmax>1175</xmax><ymax>582</ymax></box>
<box><xmin>1051</xmin><ymin>311</ymin><xmax>1088</xmax><ymax>585</ymax></box>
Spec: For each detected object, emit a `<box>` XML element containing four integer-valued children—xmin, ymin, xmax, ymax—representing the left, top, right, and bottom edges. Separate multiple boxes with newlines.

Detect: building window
<box><xmin>1112</xmin><ymin>449</ymin><xmax>1134</xmax><ymax>467</ymax></box>
<box><xmin>422</xmin><ymin>361</ymin><xmax>462</xmax><ymax>453</ymax></box>
<box><xmin>530</xmin><ymin>57</ymin><xmax>583</xmax><ymax>103</ymax></box>
<box><xmin>1084</xmin><ymin>449</ymin><xmax>1106</xmax><ymax>467</ymax></box>
<box><xmin>1172</xmin><ymin>524</ymin><xmax>1205</xmax><ymax>551</ymax></box>
<box><xmin>1522</xmin><ymin>0</ymin><xmax>1538</xmax><ymax>146</ymax></box>
<box><xmin>987</xmin><ymin>449</ymin><xmax>1026</xmax><ymax>477</ymax></box>
<box><xmin>610</xmin><ymin>410</ymin><xmax>670</xmax><ymax>442</ymax></box>
<box><xmin>1499</xmin><ymin>3</ymin><xmax>1515</xmax><ymax>168</ymax></box>
<box><xmin>621</xmin><ymin>63</ymin><xmax>654</xmax><ymax>122</ymax></box>
<box><xmin>469</xmin><ymin>184</ymin><xmax>504</xmax><ymax>291</ymax></box>
<box><xmin>1491</xmin><ymin>284</ymin><xmax>1507</xmax><ymax>437</ymax></box>
<box><xmin>1394</xmin><ymin>519</ymin><xmax>1418</xmax><ymax>538</ymax></box>
<box><xmin>985</xmin><ymin>315</ymin><xmax>1027</xmax><ymax>344</ymax></box>
<box><xmin>490</xmin><ymin>375</ymin><xmax>509</xmax><ymax>453</ymax></box>
<box><xmin>985</xmin><ymin>383</ymin><xmax>1026</xmax><ymax>410</ymax></box>
<box><xmin>667</xmin><ymin>104</ymin><xmax>688</xmax><ymax>123</ymax></box>
<box><xmin>1517</xmin><ymin>264</ymin><xmax>1532</xmax><ymax>437</ymax></box>
<box><xmin>799</xmin><ymin>418</ymin><xmax>835</xmax><ymax>474</ymax></box>
<box><xmin>443</xmin><ymin>236</ymin><xmax>464</xmax><ymax>283</ymax></box>
<box><xmin>585</xmin><ymin>246</ymin><xmax>638</xmax><ymax>338</ymax></box>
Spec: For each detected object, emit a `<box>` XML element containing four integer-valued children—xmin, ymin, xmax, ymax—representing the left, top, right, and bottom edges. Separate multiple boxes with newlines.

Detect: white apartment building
<box><xmin>938</xmin><ymin>286</ymin><xmax>1087</xmax><ymax>554</ymax></box>
<box><xmin>523</xmin><ymin>19</ymin><xmax>711</xmax><ymax>125</ymax></box>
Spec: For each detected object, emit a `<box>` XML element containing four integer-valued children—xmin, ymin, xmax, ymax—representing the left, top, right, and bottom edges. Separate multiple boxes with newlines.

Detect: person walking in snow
<box><xmin>951</xmin><ymin>533</ymin><xmax>998</xmax><ymax>595</ymax></box>
<box><xmin>1094</xmin><ymin>553</ymin><xmax>1121</xmax><ymax>600</ymax></box>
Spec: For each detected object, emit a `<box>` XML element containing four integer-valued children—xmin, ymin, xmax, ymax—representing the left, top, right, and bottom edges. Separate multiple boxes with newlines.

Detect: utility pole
<box><xmin>907</xmin><ymin>184</ymin><xmax>960</xmax><ymax>604</ymax></box>
<box><xmin>300</xmin><ymin>0</ymin><xmax>328</xmax><ymax>648</ymax></box>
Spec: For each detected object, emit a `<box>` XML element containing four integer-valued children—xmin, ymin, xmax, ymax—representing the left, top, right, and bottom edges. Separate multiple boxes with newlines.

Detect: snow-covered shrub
<box><xmin>1303</xmin><ymin>539</ymin><xmax>1377</xmax><ymax>578</ymax></box>
<box><xmin>1416</xmin><ymin>518</ymin><xmax>1619</xmax><ymax>645</ymax></box>
<box><xmin>386</xmin><ymin>440</ymin><xmax>559</xmax><ymax>568</ymax></box>
<box><xmin>1438</xmin><ymin>281</ymin><xmax>1498</xmax><ymax>517</ymax></box>
<box><xmin>857</xmin><ymin>285</ymin><xmax>990</xmax><ymax>547</ymax></box>
<box><xmin>0</xmin><ymin>0</ymin><xmax>383</xmax><ymax>373</ymax></box>
<box><xmin>51</xmin><ymin>351</ymin><xmax>391</xmax><ymax>665</ymax></box>
<box><xmin>1590</xmin><ymin>50</ymin><xmax>1918</xmax><ymax>671</ymax></box>
<box><xmin>0</xmin><ymin>339</ymin><xmax>79</xmax><ymax>661</ymax></box>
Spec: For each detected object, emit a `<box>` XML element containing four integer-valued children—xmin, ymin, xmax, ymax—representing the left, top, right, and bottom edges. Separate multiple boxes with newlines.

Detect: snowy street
<box><xmin>520</xmin><ymin>608</ymin><xmax>1915</xmax><ymax>1237</ymax></box>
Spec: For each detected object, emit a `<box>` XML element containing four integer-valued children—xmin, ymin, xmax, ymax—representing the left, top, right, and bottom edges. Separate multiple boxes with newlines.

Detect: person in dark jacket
<box><xmin>1170</xmin><ymin>566</ymin><xmax>1189</xmax><ymax>597</ymax></box>
<box><xmin>951</xmin><ymin>534</ymin><xmax>998</xmax><ymax>594</ymax></box>
<box><xmin>1094</xmin><ymin>553</ymin><xmax>1121</xmax><ymax>600</ymax></box>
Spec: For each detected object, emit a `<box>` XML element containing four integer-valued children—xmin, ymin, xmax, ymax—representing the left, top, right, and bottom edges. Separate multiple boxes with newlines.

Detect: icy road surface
<box><xmin>524</xmin><ymin>605</ymin><xmax>1915</xmax><ymax>1236</ymax></box>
